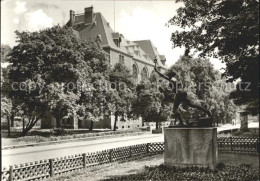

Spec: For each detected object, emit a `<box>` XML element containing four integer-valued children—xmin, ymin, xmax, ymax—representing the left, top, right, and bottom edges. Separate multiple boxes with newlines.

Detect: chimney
<box><xmin>84</xmin><ymin>6</ymin><xmax>93</xmax><ymax>24</ymax></box>
<box><xmin>70</xmin><ymin>10</ymin><xmax>75</xmax><ymax>27</ymax></box>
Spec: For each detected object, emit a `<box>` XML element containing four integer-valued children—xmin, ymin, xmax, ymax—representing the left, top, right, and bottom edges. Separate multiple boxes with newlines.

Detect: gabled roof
<box><xmin>67</xmin><ymin>9</ymin><xmax>168</xmax><ymax>70</ymax></box>
<box><xmin>134</xmin><ymin>40</ymin><xmax>167</xmax><ymax>68</ymax></box>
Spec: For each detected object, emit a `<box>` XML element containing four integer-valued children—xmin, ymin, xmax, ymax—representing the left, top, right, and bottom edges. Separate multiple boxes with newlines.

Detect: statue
<box><xmin>153</xmin><ymin>57</ymin><xmax>212</xmax><ymax>127</ymax></box>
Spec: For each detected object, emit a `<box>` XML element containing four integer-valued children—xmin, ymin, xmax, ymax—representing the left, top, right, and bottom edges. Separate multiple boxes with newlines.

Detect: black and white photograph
<box><xmin>1</xmin><ymin>0</ymin><xmax>259</xmax><ymax>180</ymax></box>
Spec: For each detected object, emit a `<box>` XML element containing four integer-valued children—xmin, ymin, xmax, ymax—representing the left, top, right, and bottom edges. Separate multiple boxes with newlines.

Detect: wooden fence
<box><xmin>217</xmin><ymin>136</ymin><xmax>259</xmax><ymax>154</ymax></box>
<box><xmin>1</xmin><ymin>142</ymin><xmax>164</xmax><ymax>181</ymax></box>
<box><xmin>2</xmin><ymin>137</ymin><xmax>259</xmax><ymax>181</ymax></box>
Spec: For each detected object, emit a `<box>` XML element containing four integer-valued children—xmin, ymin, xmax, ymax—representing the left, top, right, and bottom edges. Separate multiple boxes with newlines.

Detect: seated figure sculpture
<box><xmin>153</xmin><ymin>57</ymin><xmax>212</xmax><ymax>126</ymax></box>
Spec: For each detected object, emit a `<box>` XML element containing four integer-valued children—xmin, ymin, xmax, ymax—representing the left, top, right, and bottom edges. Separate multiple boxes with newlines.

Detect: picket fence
<box><xmin>218</xmin><ymin>136</ymin><xmax>259</xmax><ymax>154</ymax></box>
<box><xmin>1</xmin><ymin>142</ymin><xmax>164</xmax><ymax>181</ymax></box>
<box><xmin>2</xmin><ymin>137</ymin><xmax>259</xmax><ymax>181</ymax></box>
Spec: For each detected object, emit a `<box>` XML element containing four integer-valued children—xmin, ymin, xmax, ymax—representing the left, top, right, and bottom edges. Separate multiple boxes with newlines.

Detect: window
<box><xmin>119</xmin><ymin>54</ymin><xmax>124</xmax><ymax>64</ymax></box>
<box><xmin>141</xmin><ymin>67</ymin><xmax>148</xmax><ymax>81</ymax></box>
<box><xmin>96</xmin><ymin>35</ymin><xmax>102</xmax><ymax>42</ymax></box>
<box><xmin>122</xmin><ymin>126</ymin><xmax>124</xmax><ymax>129</ymax></box>
<box><xmin>132</xmin><ymin>64</ymin><xmax>138</xmax><ymax>80</ymax></box>
<box><xmin>113</xmin><ymin>35</ymin><xmax>121</xmax><ymax>47</ymax></box>
<box><xmin>128</xmin><ymin>126</ymin><xmax>130</xmax><ymax>128</ymax></box>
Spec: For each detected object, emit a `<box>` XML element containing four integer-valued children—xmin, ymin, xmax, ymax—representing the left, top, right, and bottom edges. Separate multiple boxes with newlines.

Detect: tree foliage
<box><xmin>1</xmin><ymin>44</ymin><xmax>12</xmax><ymax>63</ymax></box>
<box><xmin>170</xmin><ymin>56</ymin><xmax>236</xmax><ymax>124</ymax></box>
<box><xmin>109</xmin><ymin>63</ymin><xmax>136</xmax><ymax>131</ymax></box>
<box><xmin>1</xmin><ymin>97</ymin><xmax>12</xmax><ymax>117</ymax></box>
<box><xmin>168</xmin><ymin>0</ymin><xmax>259</xmax><ymax>114</ymax></box>
<box><xmin>76</xmin><ymin>43</ymin><xmax>111</xmax><ymax>131</ymax></box>
<box><xmin>8</xmin><ymin>25</ymin><xmax>110</xmax><ymax>135</ymax></box>
<box><xmin>132</xmin><ymin>73</ymin><xmax>173</xmax><ymax>129</ymax></box>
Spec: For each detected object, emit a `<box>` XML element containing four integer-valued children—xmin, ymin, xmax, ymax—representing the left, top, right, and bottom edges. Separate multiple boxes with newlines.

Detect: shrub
<box><xmin>216</xmin><ymin>162</ymin><xmax>225</xmax><ymax>171</ymax></box>
<box><xmin>54</xmin><ymin>128</ymin><xmax>67</xmax><ymax>136</ymax></box>
<box><xmin>103</xmin><ymin>164</ymin><xmax>259</xmax><ymax>181</ymax></box>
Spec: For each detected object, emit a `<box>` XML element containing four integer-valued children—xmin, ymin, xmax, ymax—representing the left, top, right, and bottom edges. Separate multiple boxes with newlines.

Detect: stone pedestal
<box><xmin>164</xmin><ymin>127</ymin><xmax>217</xmax><ymax>169</ymax></box>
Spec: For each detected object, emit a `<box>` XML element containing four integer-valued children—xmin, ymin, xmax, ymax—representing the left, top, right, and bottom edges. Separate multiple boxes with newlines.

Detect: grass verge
<box><xmin>2</xmin><ymin>129</ymin><xmax>147</xmax><ymax>147</ymax></box>
<box><xmin>45</xmin><ymin>153</ymin><xmax>259</xmax><ymax>181</ymax></box>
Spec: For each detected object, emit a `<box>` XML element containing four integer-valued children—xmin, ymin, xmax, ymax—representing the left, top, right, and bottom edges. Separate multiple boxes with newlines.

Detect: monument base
<box><xmin>164</xmin><ymin>127</ymin><xmax>217</xmax><ymax>169</ymax></box>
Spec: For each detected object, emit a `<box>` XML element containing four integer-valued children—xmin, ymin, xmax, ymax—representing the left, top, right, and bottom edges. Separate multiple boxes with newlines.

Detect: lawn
<box><xmin>46</xmin><ymin>153</ymin><xmax>259</xmax><ymax>181</ymax></box>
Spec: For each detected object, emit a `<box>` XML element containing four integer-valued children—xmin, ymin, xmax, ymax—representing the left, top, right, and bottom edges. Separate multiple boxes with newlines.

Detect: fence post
<box><xmin>129</xmin><ymin>146</ymin><xmax>132</xmax><ymax>158</ymax></box>
<box><xmin>109</xmin><ymin>149</ymin><xmax>113</xmax><ymax>162</ymax></box>
<box><xmin>49</xmin><ymin>159</ymin><xmax>54</xmax><ymax>177</ymax></box>
<box><xmin>9</xmin><ymin>166</ymin><xmax>13</xmax><ymax>181</ymax></box>
<box><xmin>82</xmin><ymin>153</ymin><xmax>86</xmax><ymax>168</ymax></box>
<box><xmin>256</xmin><ymin>140</ymin><xmax>259</xmax><ymax>153</ymax></box>
<box><xmin>230</xmin><ymin>137</ymin><xmax>233</xmax><ymax>152</ymax></box>
<box><xmin>146</xmin><ymin>143</ymin><xmax>150</xmax><ymax>154</ymax></box>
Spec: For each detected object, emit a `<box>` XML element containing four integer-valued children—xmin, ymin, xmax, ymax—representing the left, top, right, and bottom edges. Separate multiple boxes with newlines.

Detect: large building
<box><xmin>42</xmin><ymin>7</ymin><xmax>169</xmax><ymax>130</ymax></box>
<box><xmin>66</xmin><ymin>7</ymin><xmax>168</xmax><ymax>81</ymax></box>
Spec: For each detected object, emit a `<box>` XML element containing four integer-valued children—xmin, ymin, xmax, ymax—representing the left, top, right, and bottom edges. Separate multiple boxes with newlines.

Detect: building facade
<box><xmin>66</xmin><ymin>7</ymin><xmax>168</xmax><ymax>81</ymax></box>
<box><xmin>42</xmin><ymin>7</ymin><xmax>169</xmax><ymax>130</ymax></box>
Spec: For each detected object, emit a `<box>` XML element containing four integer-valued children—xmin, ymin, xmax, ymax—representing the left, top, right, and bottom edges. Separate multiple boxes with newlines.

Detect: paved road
<box><xmin>2</xmin><ymin>122</ymin><xmax>258</xmax><ymax>168</ymax></box>
<box><xmin>217</xmin><ymin>122</ymin><xmax>259</xmax><ymax>132</ymax></box>
<box><xmin>2</xmin><ymin>134</ymin><xmax>163</xmax><ymax>168</ymax></box>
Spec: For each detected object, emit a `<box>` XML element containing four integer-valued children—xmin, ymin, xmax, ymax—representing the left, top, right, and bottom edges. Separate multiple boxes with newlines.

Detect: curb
<box><xmin>2</xmin><ymin>132</ymin><xmax>150</xmax><ymax>150</ymax></box>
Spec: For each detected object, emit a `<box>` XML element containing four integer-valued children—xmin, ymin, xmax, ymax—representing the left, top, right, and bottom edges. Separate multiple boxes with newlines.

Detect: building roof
<box><xmin>134</xmin><ymin>40</ymin><xmax>167</xmax><ymax>68</ymax></box>
<box><xmin>67</xmin><ymin>9</ymin><xmax>168</xmax><ymax>70</ymax></box>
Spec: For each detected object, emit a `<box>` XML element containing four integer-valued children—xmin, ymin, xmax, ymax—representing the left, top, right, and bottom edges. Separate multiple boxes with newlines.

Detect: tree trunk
<box><xmin>156</xmin><ymin>121</ymin><xmax>159</xmax><ymax>130</ymax></box>
<box><xmin>20</xmin><ymin>113</ymin><xmax>44</xmax><ymax>137</ymax></box>
<box><xmin>20</xmin><ymin>120</ymin><xmax>38</xmax><ymax>136</ymax></box>
<box><xmin>89</xmin><ymin>120</ymin><xmax>94</xmax><ymax>131</ymax></box>
<box><xmin>22</xmin><ymin>118</ymin><xmax>25</xmax><ymax>132</ymax></box>
<box><xmin>56</xmin><ymin>117</ymin><xmax>61</xmax><ymax>128</ymax></box>
<box><xmin>11</xmin><ymin>114</ymin><xmax>14</xmax><ymax>127</ymax></box>
<box><xmin>113</xmin><ymin>112</ymin><xmax>118</xmax><ymax>131</ymax></box>
<box><xmin>7</xmin><ymin>116</ymin><xmax>11</xmax><ymax>137</ymax></box>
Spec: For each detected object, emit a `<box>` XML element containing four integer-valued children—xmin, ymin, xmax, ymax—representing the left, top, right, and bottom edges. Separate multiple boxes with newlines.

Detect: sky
<box><xmin>1</xmin><ymin>0</ymin><xmax>225</xmax><ymax>70</ymax></box>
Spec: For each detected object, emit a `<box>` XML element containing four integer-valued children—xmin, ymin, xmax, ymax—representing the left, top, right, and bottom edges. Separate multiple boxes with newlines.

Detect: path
<box><xmin>2</xmin><ymin>134</ymin><xmax>163</xmax><ymax>167</ymax></box>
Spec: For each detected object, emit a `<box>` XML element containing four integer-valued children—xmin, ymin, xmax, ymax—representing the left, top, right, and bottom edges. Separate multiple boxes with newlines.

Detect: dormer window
<box><xmin>114</xmin><ymin>38</ymin><xmax>121</xmax><ymax>47</ymax></box>
<box><xmin>134</xmin><ymin>50</ymin><xmax>140</xmax><ymax>56</ymax></box>
<box><xmin>96</xmin><ymin>34</ymin><xmax>102</xmax><ymax>42</ymax></box>
<box><xmin>112</xmin><ymin>33</ymin><xmax>121</xmax><ymax>47</ymax></box>
<box><xmin>144</xmin><ymin>54</ymin><xmax>149</xmax><ymax>59</ymax></box>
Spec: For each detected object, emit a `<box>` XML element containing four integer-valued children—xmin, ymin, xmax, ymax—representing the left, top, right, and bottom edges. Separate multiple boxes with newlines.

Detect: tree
<box><xmin>1</xmin><ymin>97</ymin><xmax>12</xmax><ymax>136</ymax></box>
<box><xmin>1</xmin><ymin>44</ymin><xmax>12</xmax><ymax>63</ymax></box>
<box><xmin>168</xmin><ymin>0</ymin><xmax>259</xmax><ymax>114</ymax></box>
<box><xmin>1</xmin><ymin>44</ymin><xmax>12</xmax><ymax>118</ymax></box>
<box><xmin>170</xmin><ymin>55</ymin><xmax>236</xmax><ymax>125</ymax></box>
<box><xmin>1</xmin><ymin>45</ymin><xmax>15</xmax><ymax>136</ymax></box>
<box><xmin>109</xmin><ymin>63</ymin><xmax>136</xmax><ymax>131</ymax></box>
<box><xmin>76</xmin><ymin>41</ymin><xmax>110</xmax><ymax>131</ymax></box>
<box><xmin>132</xmin><ymin>73</ymin><xmax>173</xmax><ymax>130</ymax></box>
<box><xmin>8</xmin><ymin>25</ymin><xmax>110</xmax><ymax>135</ymax></box>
